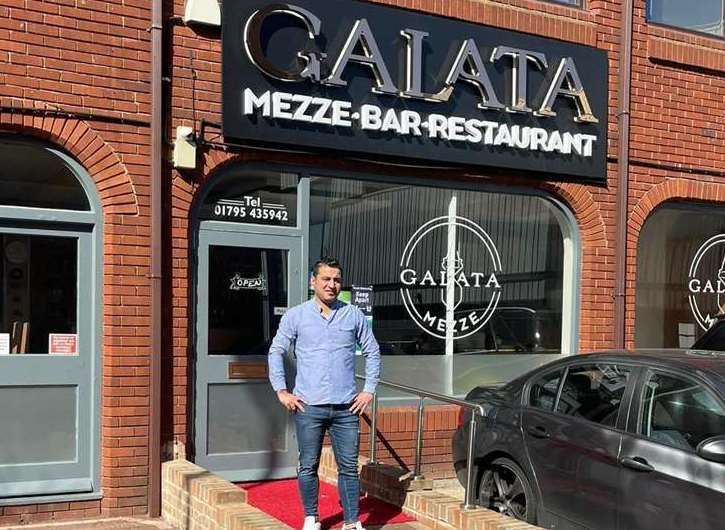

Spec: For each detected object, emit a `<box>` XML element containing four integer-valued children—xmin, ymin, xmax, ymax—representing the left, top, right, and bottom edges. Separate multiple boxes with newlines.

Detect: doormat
<box><xmin>237</xmin><ymin>478</ymin><xmax>415</xmax><ymax>529</ymax></box>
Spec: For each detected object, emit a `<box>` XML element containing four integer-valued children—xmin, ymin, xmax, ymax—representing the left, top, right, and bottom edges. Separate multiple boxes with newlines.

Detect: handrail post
<box><xmin>461</xmin><ymin>411</ymin><xmax>479</xmax><ymax>510</ymax></box>
<box><xmin>369</xmin><ymin>392</ymin><xmax>378</xmax><ymax>463</ymax></box>
<box><xmin>413</xmin><ymin>397</ymin><xmax>425</xmax><ymax>480</ymax></box>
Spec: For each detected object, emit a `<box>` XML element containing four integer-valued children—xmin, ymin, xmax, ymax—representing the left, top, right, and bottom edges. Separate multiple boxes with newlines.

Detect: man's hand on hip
<box><xmin>350</xmin><ymin>391</ymin><xmax>374</xmax><ymax>415</ymax></box>
<box><xmin>276</xmin><ymin>390</ymin><xmax>305</xmax><ymax>412</ymax></box>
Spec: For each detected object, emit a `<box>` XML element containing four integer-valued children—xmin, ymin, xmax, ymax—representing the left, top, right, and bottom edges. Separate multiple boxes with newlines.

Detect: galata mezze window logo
<box><xmin>399</xmin><ymin>216</ymin><xmax>502</xmax><ymax>339</ymax></box>
<box><xmin>688</xmin><ymin>234</ymin><xmax>725</xmax><ymax>330</ymax></box>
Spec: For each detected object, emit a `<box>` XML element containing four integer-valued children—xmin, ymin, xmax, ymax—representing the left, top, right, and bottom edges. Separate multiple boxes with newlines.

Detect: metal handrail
<box><xmin>356</xmin><ymin>375</ymin><xmax>485</xmax><ymax>510</ymax></box>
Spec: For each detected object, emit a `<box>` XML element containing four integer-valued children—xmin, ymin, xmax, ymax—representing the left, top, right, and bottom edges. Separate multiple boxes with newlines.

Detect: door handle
<box><xmin>620</xmin><ymin>456</ymin><xmax>654</xmax><ymax>472</ymax></box>
<box><xmin>526</xmin><ymin>425</ymin><xmax>550</xmax><ymax>439</ymax></box>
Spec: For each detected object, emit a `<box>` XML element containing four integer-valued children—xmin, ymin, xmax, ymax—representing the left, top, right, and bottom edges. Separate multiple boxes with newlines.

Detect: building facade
<box><xmin>0</xmin><ymin>0</ymin><xmax>723</xmax><ymax>523</ymax></box>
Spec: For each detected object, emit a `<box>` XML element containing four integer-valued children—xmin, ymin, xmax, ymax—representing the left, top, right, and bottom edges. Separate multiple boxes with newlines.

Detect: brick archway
<box><xmin>0</xmin><ymin>110</ymin><xmax>138</xmax><ymax>215</ymax></box>
<box><xmin>544</xmin><ymin>181</ymin><xmax>612</xmax><ymax>351</ymax></box>
<box><xmin>626</xmin><ymin>178</ymin><xmax>725</xmax><ymax>346</ymax></box>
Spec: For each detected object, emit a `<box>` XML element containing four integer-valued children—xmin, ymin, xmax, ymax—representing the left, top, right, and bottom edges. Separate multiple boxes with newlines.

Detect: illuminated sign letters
<box><xmin>223</xmin><ymin>0</ymin><xmax>608</xmax><ymax>182</ymax></box>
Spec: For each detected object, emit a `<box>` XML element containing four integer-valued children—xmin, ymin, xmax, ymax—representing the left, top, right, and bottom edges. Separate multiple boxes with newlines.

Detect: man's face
<box><xmin>311</xmin><ymin>265</ymin><xmax>342</xmax><ymax>304</ymax></box>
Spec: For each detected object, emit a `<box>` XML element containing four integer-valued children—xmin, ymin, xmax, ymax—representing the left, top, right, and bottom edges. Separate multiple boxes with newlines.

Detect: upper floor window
<box><xmin>549</xmin><ymin>0</ymin><xmax>581</xmax><ymax>5</ymax></box>
<box><xmin>648</xmin><ymin>0</ymin><xmax>725</xmax><ymax>37</ymax></box>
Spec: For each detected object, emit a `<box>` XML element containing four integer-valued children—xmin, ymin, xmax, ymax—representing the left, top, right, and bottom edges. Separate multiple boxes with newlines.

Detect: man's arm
<box><xmin>350</xmin><ymin>309</ymin><xmax>381</xmax><ymax>415</ymax></box>
<box><xmin>357</xmin><ymin>310</ymin><xmax>381</xmax><ymax>394</ymax></box>
<box><xmin>268</xmin><ymin>311</ymin><xmax>306</xmax><ymax>412</ymax></box>
<box><xmin>268</xmin><ymin>311</ymin><xmax>295</xmax><ymax>393</ymax></box>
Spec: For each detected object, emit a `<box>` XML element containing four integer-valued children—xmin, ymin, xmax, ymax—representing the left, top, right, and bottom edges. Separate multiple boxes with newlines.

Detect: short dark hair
<box><xmin>313</xmin><ymin>256</ymin><xmax>343</xmax><ymax>277</ymax></box>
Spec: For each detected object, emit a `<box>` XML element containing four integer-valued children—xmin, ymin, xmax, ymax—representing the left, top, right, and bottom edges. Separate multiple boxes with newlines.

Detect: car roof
<box><xmin>552</xmin><ymin>349</ymin><xmax>725</xmax><ymax>392</ymax></box>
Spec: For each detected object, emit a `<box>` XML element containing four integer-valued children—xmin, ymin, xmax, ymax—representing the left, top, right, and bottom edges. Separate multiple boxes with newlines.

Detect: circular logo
<box><xmin>399</xmin><ymin>216</ymin><xmax>502</xmax><ymax>340</ymax></box>
<box><xmin>688</xmin><ymin>233</ymin><xmax>725</xmax><ymax>330</ymax></box>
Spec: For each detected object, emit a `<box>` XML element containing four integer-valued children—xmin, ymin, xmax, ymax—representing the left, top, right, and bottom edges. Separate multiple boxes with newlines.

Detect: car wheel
<box><xmin>479</xmin><ymin>457</ymin><xmax>537</xmax><ymax>524</ymax></box>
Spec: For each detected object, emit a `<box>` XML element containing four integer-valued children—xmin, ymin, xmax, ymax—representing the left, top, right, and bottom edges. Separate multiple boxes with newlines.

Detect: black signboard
<box><xmin>223</xmin><ymin>0</ymin><xmax>608</xmax><ymax>183</ymax></box>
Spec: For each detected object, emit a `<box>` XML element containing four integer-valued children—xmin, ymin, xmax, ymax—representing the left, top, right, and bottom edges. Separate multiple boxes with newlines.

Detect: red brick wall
<box><xmin>0</xmin><ymin>0</ymin><xmax>153</xmax><ymax>520</ymax></box>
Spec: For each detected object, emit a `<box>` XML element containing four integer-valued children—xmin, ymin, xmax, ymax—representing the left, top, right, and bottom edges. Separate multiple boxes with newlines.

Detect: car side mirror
<box><xmin>696</xmin><ymin>435</ymin><xmax>725</xmax><ymax>463</ymax></box>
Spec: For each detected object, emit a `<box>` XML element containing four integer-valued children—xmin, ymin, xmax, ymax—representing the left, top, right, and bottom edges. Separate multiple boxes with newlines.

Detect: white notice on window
<box><xmin>48</xmin><ymin>333</ymin><xmax>78</xmax><ymax>355</ymax></box>
<box><xmin>0</xmin><ymin>333</ymin><xmax>9</xmax><ymax>355</ymax></box>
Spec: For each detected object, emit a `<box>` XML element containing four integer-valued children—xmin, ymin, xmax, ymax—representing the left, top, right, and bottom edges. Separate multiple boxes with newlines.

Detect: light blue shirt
<box><xmin>268</xmin><ymin>299</ymin><xmax>381</xmax><ymax>405</ymax></box>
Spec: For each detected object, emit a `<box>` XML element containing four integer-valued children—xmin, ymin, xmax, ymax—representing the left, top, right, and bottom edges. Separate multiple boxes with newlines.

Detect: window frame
<box><xmin>524</xmin><ymin>360</ymin><xmax>640</xmax><ymax>433</ymax></box>
<box><xmin>541</xmin><ymin>0</ymin><xmax>584</xmax><ymax>9</ymax></box>
<box><xmin>192</xmin><ymin>162</ymin><xmax>581</xmax><ymax>402</ymax></box>
<box><xmin>0</xmin><ymin>136</ymin><xmax>103</xmax><ymax>505</ymax></box>
<box><xmin>630</xmin><ymin>366</ymin><xmax>725</xmax><ymax>453</ymax></box>
<box><xmin>646</xmin><ymin>0</ymin><xmax>725</xmax><ymax>39</ymax></box>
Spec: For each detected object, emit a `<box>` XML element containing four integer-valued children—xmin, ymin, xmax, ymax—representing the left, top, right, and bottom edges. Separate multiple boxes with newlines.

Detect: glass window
<box><xmin>207</xmin><ymin>245</ymin><xmax>288</xmax><ymax>355</ymax></box>
<box><xmin>635</xmin><ymin>204</ymin><xmax>725</xmax><ymax>348</ymax></box>
<box><xmin>640</xmin><ymin>371</ymin><xmax>725</xmax><ymax>451</ymax></box>
<box><xmin>1</xmin><ymin>233</ymin><xmax>78</xmax><ymax>354</ymax></box>
<box><xmin>200</xmin><ymin>170</ymin><xmax>298</xmax><ymax>227</ymax></box>
<box><xmin>647</xmin><ymin>0</ymin><xmax>724</xmax><ymax>37</ymax></box>
<box><xmin>529</xmin><ymin>369</ymin><xmax>564</xmax><ymax>411</ymax></box>
<box><xmin>309</xmin><ymin>176</ymin><xmax>567</xmax><ymax>356</ymax></box>
<box><xmin>556</xmin><ymin>364</ymin><xmax>632</xmax><ymax>427</ymax></box>
<box><xmin>548</xmin><ymin>0</ymin><xmax>581</xmax><ymax>5</ymax></box>
<box><xmin>0</xmin><ymin>137</ymin><xmax>90</xmax><ymax>210</ymax></box>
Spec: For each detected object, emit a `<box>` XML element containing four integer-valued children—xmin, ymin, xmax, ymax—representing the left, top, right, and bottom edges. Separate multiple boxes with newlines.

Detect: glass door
<box><xmin>194</xmin><ymin>228</ymin><xmax>302</xmax><ymax>480</ymax></box>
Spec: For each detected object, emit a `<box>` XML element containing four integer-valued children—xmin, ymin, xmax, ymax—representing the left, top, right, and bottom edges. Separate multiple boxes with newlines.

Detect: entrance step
<box><xmin>319</xmin><ymin>448</ymin><xmax>544</xmax><ymax>530</ymax></box>
<box><xmin>162</xmin><ymin>459</ymin><xmax>292</xmax><ymax>529</ymax></box>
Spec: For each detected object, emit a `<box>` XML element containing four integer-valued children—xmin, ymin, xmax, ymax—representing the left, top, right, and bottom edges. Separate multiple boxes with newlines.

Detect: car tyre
<box><xmin>479</xmin><ymin>457</ymin><xmax>537</xmax><ymax>524</ymax></box>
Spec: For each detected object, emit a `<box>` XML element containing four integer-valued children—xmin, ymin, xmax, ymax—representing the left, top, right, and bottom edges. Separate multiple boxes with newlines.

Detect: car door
<box><xmin>618</xmin><ymin>369</ymin><xmax>725</xmax><ymax>530</ymax></box>
<box><xmin>522</xmin><ymin>362</ymin><xmax>633</xmax><ymax>530</ymax></box>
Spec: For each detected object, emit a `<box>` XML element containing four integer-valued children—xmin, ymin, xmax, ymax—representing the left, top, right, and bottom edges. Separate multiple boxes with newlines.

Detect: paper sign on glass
<box><xmin>0</xmin><ymin>333</ymin><xmax>9</xmax><ymax>355</ymax></box>
<box><xmin>49</xmin><ymin>333</ymin><xmax>78</xmax><ymax>355</ymax></box>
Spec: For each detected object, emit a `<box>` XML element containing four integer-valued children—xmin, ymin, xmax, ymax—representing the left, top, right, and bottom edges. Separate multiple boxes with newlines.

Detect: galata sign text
<box><xmin>222</xmin><ymin>0</ymin><xmax>609</xmax><ymax>181</ymax></box>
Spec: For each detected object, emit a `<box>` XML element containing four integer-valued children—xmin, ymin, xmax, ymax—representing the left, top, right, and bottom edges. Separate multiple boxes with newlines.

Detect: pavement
<box><xmin>0</xmin><ymin>517</ymin><xmax>429</xmax><ymax>530</ymax></box>
<box><xmin>0</xmin><ymin>518</ymin><xmax>175</xmax><ymax>530</ymax></box>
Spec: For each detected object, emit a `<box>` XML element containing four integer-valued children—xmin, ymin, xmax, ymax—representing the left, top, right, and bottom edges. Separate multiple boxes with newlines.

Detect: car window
<box><xmin>556</xmin><ymin>364</ymin><xmax>632</xmax><ymax>427</ymax></box>
<box><xmin>639</xmin><ymin>371</ymin><xmax>725</xmax><ymax>452</ymax></box>
<box><xmin>528</xmin><ymin>369</ymin><xmax>564</xmax><ymax>411</ymax></box>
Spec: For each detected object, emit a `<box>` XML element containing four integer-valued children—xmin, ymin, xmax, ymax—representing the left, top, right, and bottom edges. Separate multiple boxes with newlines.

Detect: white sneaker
<box><xmin>302</xmin><ymin>516</ymin><xmax>321</xmax><ymax>530</ymax></box>
<box><xmin>342</xmin><ymin>522</ymin><xmax>365</xmax><ymax>530</ymax></box>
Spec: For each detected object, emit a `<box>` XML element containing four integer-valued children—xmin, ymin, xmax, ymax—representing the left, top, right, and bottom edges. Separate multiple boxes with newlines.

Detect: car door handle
<box><xmin>526</xmin><ymin>425</ymin><xmax>550</xmax><ymax>439</ymax></box>
<box><xmin>620</xmin><ymin>456</ymin><xmax>654</xmax><ymax>472</ymax></box>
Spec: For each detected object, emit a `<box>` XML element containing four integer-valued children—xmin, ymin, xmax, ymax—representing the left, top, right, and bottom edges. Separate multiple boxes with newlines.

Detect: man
<box><xmin>268</xmin><ymin>257</ymin><xmax>381</xmax><ymax>530</ymax></box>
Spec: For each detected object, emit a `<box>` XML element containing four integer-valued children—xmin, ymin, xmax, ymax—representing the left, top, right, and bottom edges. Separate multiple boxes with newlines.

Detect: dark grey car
<box><xmin>452</xmin><ymin>351</ymin><xmax>725</xmax><ymax>530</ymax></box>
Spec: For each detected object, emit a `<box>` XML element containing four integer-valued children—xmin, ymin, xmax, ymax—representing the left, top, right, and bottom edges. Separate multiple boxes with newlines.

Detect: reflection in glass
<box><xmin>309</xmin><ymin>177</ymin><xmax>565</xmax><ymax>356</ymax></box>
<box><xmin>0</xmin><ymin>137</ymin><xmax>90</xmax><ymax>211</ymax></box>
<box><xmin>0</xmin><ymin>234</ymin><xmax>78</xmax><ymax>354</ymax></box>
<box><xmin>648</xmin><ymin>0</ymin><xmax>724</xmax><ymax>36</ymax></box>
<box><xmin>208</xmin><ymin>246</ymin><xmax>288</xmax><ymax>355</ymax></box>
<box><xmin>640</xmin><ymin>372</ymin><xmax>725</xmax><ymax>451</ymax></box>
<box><xmin>557</xmin><ymin>364</ymin><xmax>631</xmax><ymax>427</ymax></box>
<box><xmin>635</xmin><ymin>204</ymin><xmax>725</xmax><ymax>348</ymax></box>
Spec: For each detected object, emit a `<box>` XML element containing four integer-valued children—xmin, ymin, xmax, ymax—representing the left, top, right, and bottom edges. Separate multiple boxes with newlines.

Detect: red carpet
<box><xmin>238</xmin><ymin>478</ymin><xmax>415</xmax><ymax>529</ymax></box>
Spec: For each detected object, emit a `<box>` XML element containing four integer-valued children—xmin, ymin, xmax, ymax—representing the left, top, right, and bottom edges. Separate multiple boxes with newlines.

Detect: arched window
<box><xmin>0</xmin><ymin>135</ymin><xmax>101</xmax><ymax>500</ymax></box>
<box><xmin>636</xmin><ymin>202</ymin><xmax>725</xmax><ymax>348</ymax></box>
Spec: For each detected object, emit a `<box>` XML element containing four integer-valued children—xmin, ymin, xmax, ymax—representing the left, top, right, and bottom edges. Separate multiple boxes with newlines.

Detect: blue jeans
<box><xmin>294</xmin><ymin>404</ymin><xmax>360</xmax><ymax>524</ymax></box>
